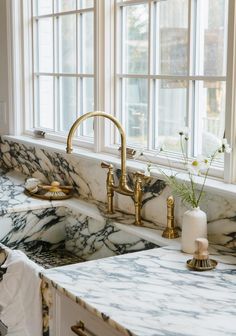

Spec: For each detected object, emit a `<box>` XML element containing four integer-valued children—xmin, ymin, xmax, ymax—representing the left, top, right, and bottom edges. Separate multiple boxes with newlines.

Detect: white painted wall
<box><xmin>0</xmin><ymin>0</ymin><xmax>10</xmax><ymax>135</ymax></box>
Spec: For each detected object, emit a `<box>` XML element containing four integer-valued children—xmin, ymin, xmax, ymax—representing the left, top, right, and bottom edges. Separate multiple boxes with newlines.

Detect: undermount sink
<box><xmin>0</xmin><ymin>205</ymin><xmax>159</xmax><ymax>268</ymax></box>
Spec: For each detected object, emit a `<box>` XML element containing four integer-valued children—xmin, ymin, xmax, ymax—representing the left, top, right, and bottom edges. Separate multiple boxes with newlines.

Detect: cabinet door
<box><xmin>51</xmin><ymin>289</ymin><xmax>125</xmax><ymax>336</ymax></box>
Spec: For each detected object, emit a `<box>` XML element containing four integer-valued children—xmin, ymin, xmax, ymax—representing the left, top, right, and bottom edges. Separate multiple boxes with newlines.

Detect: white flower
<box><xmin>144</xmin><ymin>163</ymin><xmax>151</xmax><ymax>177</ymax></box>
<box><xmin>224</xmin><ymin>144</ymin><xmax>232</xmax><ymax>153</ymax></box>
<box><xmin>188</xmin><ymin>160</ymin><xmax>201</xmax><ymax>175</ymax></box>
<box><xmin>187</xmin><ymin>156</ymin><xmax>210</xmax><ymax>175</ymax></box>
<box><xmin>219</xmin><ymin>138</ymin><xmax>232</xmax><ymax>154</ymax></box>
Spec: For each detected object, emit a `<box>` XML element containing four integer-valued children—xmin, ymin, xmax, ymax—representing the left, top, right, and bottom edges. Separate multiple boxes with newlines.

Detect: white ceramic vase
<box><xmin>181</xmin><ymin>207</ymin><xmax>207</xmax><ymax>254</ymax></box>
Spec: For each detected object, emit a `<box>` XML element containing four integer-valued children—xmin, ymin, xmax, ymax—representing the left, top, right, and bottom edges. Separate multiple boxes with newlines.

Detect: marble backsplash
<box><xmin>0</xmin><ymin>136</ymin><xmax>236</xmax><ymax>248</ymax></box>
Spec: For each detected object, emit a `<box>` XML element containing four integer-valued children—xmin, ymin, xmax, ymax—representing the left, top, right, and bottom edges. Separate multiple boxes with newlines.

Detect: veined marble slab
<box><xmin>41</xmin><ymin>246</ymin><xmax>236</xmax><ymax>336</ymax></box>
<box><xmin>2</xmin><ymin>136</ymin><xmax>236</xmax><ymax>247</ymax></box>
<box><xmin>1</xmin><ymin>167</ymin><xmax>236</xmax><ymax>252</ymax></box>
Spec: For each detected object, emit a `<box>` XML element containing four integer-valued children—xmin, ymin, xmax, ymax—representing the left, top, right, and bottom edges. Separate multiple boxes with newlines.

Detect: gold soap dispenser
<box><xmin>162</xmin><ymin>196</ymin><xmax>179</xmax><ymax>239</ymax></box>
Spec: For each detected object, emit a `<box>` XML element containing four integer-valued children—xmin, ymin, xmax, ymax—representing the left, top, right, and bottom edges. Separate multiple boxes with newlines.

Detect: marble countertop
<box><xmin>41</xmin><ymin>246</ymin><xmax>236</xmax><ymax>336</ymax></box>
<box><xmin>2</xmin><ymin>168</ymin><xmax>236</xmax><ymax>336</ymax></box>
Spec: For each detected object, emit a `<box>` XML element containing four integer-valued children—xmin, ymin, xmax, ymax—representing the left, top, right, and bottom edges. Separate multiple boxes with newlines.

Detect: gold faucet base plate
<box><xmin>162</xmin><ymin>227</ymin><xmax>180</xmax><ymax>239</ymax></box>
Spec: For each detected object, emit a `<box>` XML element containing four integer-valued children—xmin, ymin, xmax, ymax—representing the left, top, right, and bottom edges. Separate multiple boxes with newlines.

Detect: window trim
<box><xmin>7</xmin><ymin>0</ymin><xmax>236</xmax><ymax>183</ymax></box>
<box><xmin>113</xmin><ymin>0</ymin><xmax>228</xmax><ymax>171</ymax></box>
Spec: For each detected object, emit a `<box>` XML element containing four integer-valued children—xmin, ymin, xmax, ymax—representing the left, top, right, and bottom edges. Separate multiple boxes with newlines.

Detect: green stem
<box><xmin>180</xmin><ymin>135</ymin><xmax>197</xmax><ymax>207</ymax></box>
<box><xmin>196</xmin><ymin>150</ymin><xmax>218</xmax><ymax>207</ymax></box>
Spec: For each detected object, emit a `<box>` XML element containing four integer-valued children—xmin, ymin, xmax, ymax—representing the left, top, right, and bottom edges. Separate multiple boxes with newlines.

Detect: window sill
<box><xmin>3</xmin><ymin>134</ymin><xmax>236</xmax><ymax>200</ymax></box>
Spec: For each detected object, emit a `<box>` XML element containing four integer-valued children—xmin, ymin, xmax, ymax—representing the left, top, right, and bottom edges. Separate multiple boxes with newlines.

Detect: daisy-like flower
<box><xmin>188</xmin><ymin>156</ymin><xmax>210</xmax><ymax>175</ymax></box>
<box><xmin>144</xmin><ymin>163</ymin><xmax>152</xmax><ymax>177</ymax></box>
<box><xmin>218</xmin><ymin>138</ymin><xmax>232</xmax><ymax>154</ymax></box>
<box><xmin>188</xmin><ymin>159</ymin><xmax>201</xmax><ymax>175</ymax></box>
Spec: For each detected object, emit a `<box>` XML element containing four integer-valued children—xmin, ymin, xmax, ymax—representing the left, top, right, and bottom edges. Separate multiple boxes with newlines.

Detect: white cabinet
<box><xmin>49</xmin><ymin>287</ymin><xmax>125</xmax><ymax>336</ymax></box>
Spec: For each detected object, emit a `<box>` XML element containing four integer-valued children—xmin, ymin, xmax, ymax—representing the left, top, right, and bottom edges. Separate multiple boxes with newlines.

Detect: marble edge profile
<box><xmin>39</xmin><ymin>273</ymin><xmax>136</xmax><ymax>336</ymax></box>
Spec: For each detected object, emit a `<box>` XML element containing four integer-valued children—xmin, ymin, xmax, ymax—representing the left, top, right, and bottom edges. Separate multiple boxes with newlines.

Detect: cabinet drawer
<box><xmin>53</xmin><ymin>290</ymin><xmax>125</xmax><ymax>336</ymax></box>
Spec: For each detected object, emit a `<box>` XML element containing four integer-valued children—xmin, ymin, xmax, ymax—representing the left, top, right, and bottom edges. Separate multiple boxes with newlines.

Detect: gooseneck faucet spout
<box><xmin>66</xmin><ymin>111</ymin><xmax>146</xmax><ymax>225</ymax></box>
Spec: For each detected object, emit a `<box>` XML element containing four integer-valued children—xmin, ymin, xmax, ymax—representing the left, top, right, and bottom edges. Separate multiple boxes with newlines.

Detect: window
<box><xmin>115</xmin><ymin>0</ymin><xmax>228</xmax><ymax>164</ymax></box>
<box><xmin>21</xmin><ymin>0</ymin><xmax>236</xmax><ymax>180</ymax></box>
<box><xmin>32</xmin><ymin>0</ymin><xmax>95</xmax><ymax>140</ymax></box>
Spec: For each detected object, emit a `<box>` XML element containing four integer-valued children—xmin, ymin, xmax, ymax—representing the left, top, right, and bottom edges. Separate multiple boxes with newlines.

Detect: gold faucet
<box><xmin>162</xmin><ymin>196</ymin><xmax>179</xmax><ymax>239</ymax></box>
<box><xmin>66</xmin><ymin>111</ymin><xmax>147</xmax><ymax>226</ymax></box>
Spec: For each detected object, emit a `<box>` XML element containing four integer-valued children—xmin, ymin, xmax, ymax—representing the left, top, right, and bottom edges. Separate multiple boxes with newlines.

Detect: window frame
<box><xmin>23</xmin><ymin>0</ymin><xmax>98</xmax><ymax>150</ymax></box>
<box><xmin>14</xmin><ymin>0</ymin><xmax>236</xmax><ymax>183</ymax></box>
<box><xmin>110</xmin><ymin>0</ymin><xmax>230</xmax><ymax>179</ymax></box>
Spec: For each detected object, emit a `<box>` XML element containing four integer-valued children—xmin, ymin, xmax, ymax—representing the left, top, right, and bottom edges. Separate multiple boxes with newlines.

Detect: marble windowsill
<box><xmin>4</xmin><ymin>135</ymin><xmax>236</xmax><ymax>200</ymax></box>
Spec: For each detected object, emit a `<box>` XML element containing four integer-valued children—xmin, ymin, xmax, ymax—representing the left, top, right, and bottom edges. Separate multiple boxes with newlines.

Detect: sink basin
<box><xmin>0</xmin><ymin>205</ymin><xmax>159</xmax><ymax>268</ymax></box>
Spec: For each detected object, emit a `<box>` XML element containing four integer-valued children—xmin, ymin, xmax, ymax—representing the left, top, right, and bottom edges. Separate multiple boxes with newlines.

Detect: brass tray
<box><xmin>186</xmin><ymin>259</ymin><xmax>218</xmax><ymax>271</ymax></box>
<box><xmin>24</xmin><ymin>188</ymin><xmax>74</xmax><ymax>201</ymax></box>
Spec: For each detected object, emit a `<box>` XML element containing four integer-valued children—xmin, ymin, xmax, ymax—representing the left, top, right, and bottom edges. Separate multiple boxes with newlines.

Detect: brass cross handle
<box><xmin>133</xmin><ymin>171</ymin><xmax>150</xmax><ymax>183</ymax></box>
<box><xmin>71</xmin><ymin>321</ymin><xmax>89</xmax><ymax>336</ymax></box>
<box><xmin>101</xmin><ymin>161</ymin><xmax>113</xmax><ymax>170</ymax></box>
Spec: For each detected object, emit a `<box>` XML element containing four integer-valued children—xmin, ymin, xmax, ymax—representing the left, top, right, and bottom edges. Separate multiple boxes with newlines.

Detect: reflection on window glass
<box><xmin>60</xmin><ymin>77</ymin><xmax>76</xmax><ymax>132</ymax></box>
<box><xmin>123</xmin><ymin>4</ymin><xmax>148</xmax><ymax>74</ymax></box>
<box><xmin>38</xmin><ymin>76</ymin><xmax>54</xmax><ymax>129</ymax></box>
<box><xmin>59</xmin><ymin>15</ymin><xmax>76</xmax><ymax>73</ymax></box>
<box><xmin>82</xmin><ymin>12</ymin><xmax>94</xmax><ymax>74</ymax></box>
<box><xmin>123</xmin><ymin>78</ymin><xmax>148</xmax><ymax>147</ymax></box>
<box><xmin>158</xmin><ymin>0</ymin><xmax>188</xmax><ymax>75</ymax></box>
<box><xmin>197</xmin><ymin>81</ymin><xmax>225</xmax><ymax>156</ymax></box>
<box><xmin>156</xmin><ymin>80</ymin><xmax>187</xmax><ymax>152</ymax></box>
<box><xmin>38</xmin><ymin>18</ymin><xmax>53</xmax><ymax>72</ymax></box>
<box><xmin>197</xmin><ymin>0</ymin><xmax>228</xmax><ymax>76</ymax></box>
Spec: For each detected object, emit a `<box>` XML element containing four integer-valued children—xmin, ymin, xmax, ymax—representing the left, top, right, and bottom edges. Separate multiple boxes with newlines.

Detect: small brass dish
<box><xmin>186</xmin><ymin>258</ymin><xmax>217</xmax><ymax>271</ymax></box>
<box><xmin>25</xmin><ymin>181</ymin><xmax>74</xmax><ymax>200</ymax></box>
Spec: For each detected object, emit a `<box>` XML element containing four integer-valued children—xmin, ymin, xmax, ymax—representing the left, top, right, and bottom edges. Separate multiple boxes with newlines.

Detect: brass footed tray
<box><xmin>25</xmin><ymin>181</ymin><xmax>74</xmax><ymax>200</ymax></box>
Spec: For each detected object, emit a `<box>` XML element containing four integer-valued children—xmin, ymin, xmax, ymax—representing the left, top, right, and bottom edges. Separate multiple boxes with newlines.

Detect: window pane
<box><xmin>79</xmin><ymin>0</ymin><xmax>94</xmax><ymax>9</ymax></box>
<box><xmin>34</xmin><ymin>0</ymin><xmax>53</xmax><ymax>16</ymax></box>
<box><xmin>123</xmin><ymin>78</ymin><xmax>148</xmax><ymax>147</ymax></box>
<box><xmin>158</xmin><ymin>0</ymin><xmax>188</xmax><ymax>75</ymax></box>
<box><xmin>82</xmin><ymin>12</ymin><xmax>94</xmax><ymax>74</ymax></box>
<box><xmin>37</xmin><ymin>18</ymin><xmax>53</xmax><ymax>72</ymax></box>
<box><xmin>155</xmin><ymin>80</ymin><xmax>188</xmax><ymax>153</ymax></box>
<box><xmin>82</xmin><ymin>78</ymin><xmax>94</xmax><ymax>137</ymax></box>
<box><xmin>196</xmin><ymin>0</ymin><xmax>228</xmax><ymax>76</ymax></box>
<box><xmin>60</xmin><ymin>77</ymin><xmax>76</xmax><ymax>132</ymax></box>
<box><xmin>196</xmin><ymin>81</ymin><xmax>225</xmax><ymax>156</ymax></box>
<box><xmin>57</xmin><ymin>0</ymin><xmax>76</xmax><ymax>12</ymax></box>
<box><xmin>59</xmin><ymin>15</ymin><xmax>76</xmax><ymax>73</ymax></box>
<box><xmin>37</xmin><ymin>76</ymin><xmax>54</xmax><ymax>129</ymax></box>
<box><xmin>122</xmin><ymin>4</ymin><xmax>148</xmax><ymax>74</ymax></box>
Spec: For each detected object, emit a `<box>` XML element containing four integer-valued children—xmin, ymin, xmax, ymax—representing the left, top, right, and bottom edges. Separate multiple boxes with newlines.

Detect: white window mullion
<box><xmin>225</xmin><ymin>0</ymin><xmax>236</xmax><ymax>182</ymax></box>
<box><xmin>93</xmin><ymin>0</ymin><xmax>103</xmax><ymax>152</ymax></box>
<box><xmin>147</xmin><ymin>0</ymin><xmax>153</xmax><ymax>151</ymax></box>
<box><xmin>53</xmin><ymin>3</ymin><xmax>57</xmax><ymax>132</ymax></box>
<box><xmin>187</xmin><ymin>0</ymin><xmax>193</xmax><ymax>157</ymax></box>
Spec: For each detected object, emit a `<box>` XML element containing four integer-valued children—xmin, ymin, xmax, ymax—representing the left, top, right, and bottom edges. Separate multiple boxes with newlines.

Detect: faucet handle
<box><xmin>133</xmin><ymin>171</ymin><xmax>150</xmax><ymax>182</ymax></box>
<box><xmin>101</xmin><ymin>162</ymin><xmax>113</xmax><ymax>170</ymax></box>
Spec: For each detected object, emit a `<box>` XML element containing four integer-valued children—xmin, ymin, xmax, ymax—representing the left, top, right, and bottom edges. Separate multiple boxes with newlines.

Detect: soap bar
<box><xmin>0</xmin><ymin>320</ymin><xmax>8</xmax><ymax>335</ymax></box>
